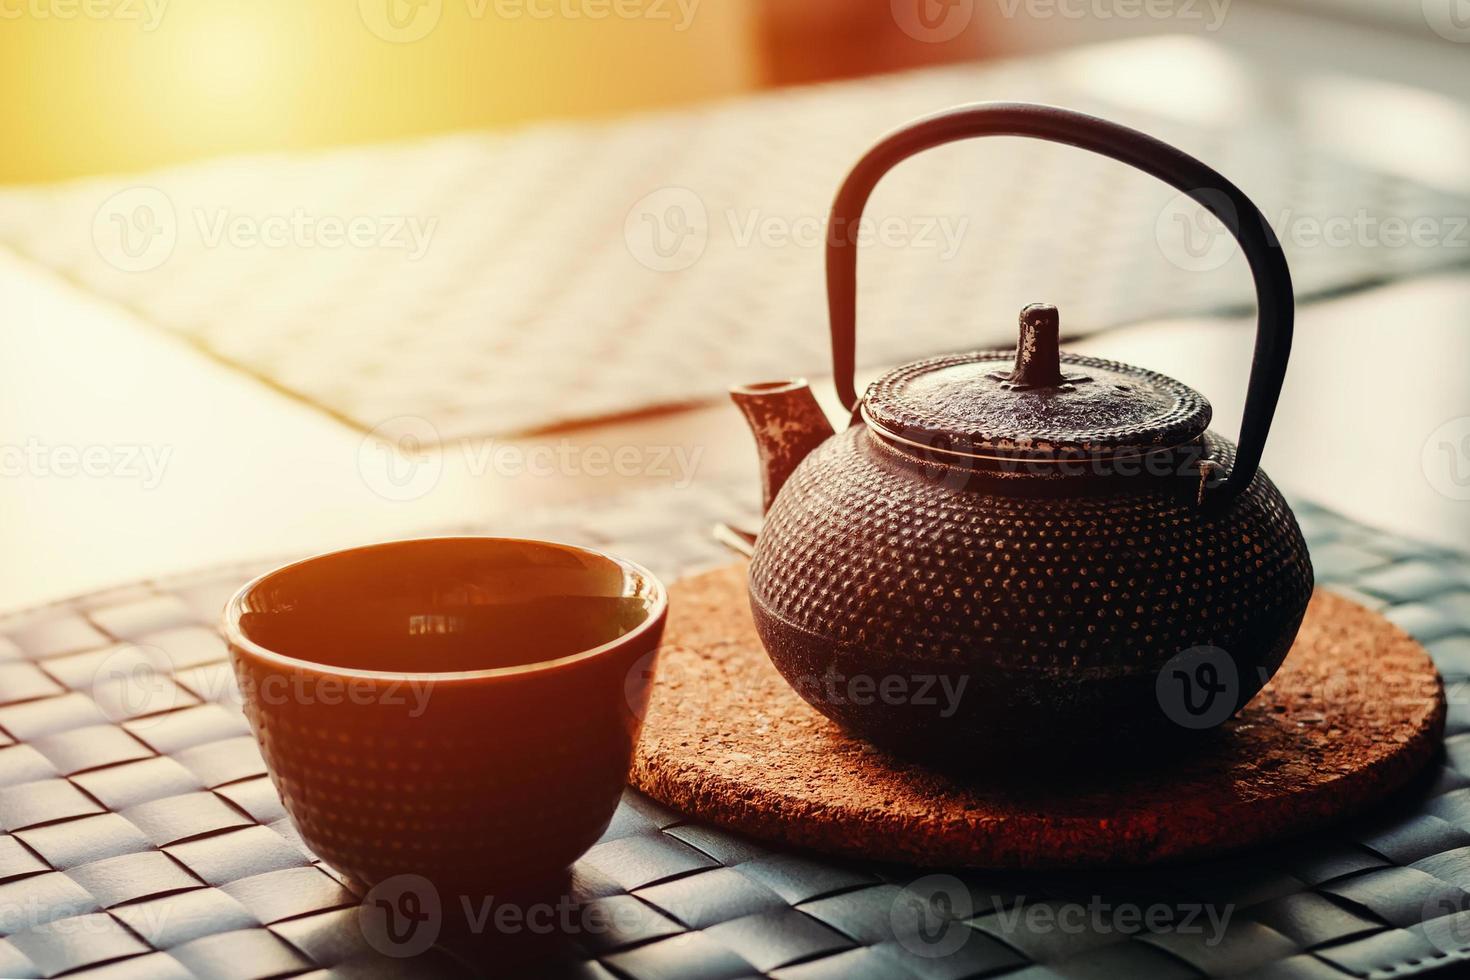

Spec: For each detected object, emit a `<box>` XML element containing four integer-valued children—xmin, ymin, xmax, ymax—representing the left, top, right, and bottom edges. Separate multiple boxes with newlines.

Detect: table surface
<box><xmin>0</xmin><ymin>487</ymin><xmax>1469</xmax><ymax>980</ymax></box>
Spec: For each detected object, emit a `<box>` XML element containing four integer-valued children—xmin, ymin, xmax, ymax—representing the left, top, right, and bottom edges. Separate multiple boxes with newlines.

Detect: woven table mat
<box><xmin>1</xmin><ymin>53</ymin><xmax>1467</xmax><ymax>441</ymax></box>
<box><xmin>1</xmin><ymin>485</ymin><xmax>1470</xmax><ymax>979</ymax></box>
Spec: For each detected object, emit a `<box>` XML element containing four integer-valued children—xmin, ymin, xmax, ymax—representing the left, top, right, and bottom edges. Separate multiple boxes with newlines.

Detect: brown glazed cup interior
<box><xmin>223</xmin><ymin>537</ymin><xmax>667</xmax><ymax>894</ymax></box>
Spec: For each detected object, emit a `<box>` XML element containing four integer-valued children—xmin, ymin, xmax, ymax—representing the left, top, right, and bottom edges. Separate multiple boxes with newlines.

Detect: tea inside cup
<box><xmin>231</xmin><ymin>537</ymin><xmax>661</xmax><ymax>675</ymax></box>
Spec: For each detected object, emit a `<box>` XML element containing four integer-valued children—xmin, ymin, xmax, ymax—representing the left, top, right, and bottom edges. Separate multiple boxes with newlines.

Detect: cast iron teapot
<box><xmin>733</xmin><ymin>104</ymin><xmax>1313</xmax><ymax>763</ymax></box>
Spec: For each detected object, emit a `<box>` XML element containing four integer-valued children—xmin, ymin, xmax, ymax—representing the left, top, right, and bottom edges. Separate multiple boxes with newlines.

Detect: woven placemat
<box><xmin>2</xmin><ymin>48</ymin><xmax>1467</xmax><ymax>440</ymax></box>
<box><xmin>1</xmin><ymin>487</ymin><xmax>1470</xmax><ymax>978</ymax></box>
<box><xmin>634</xmin><ymin>565</ymin><xmax>1445</xmax><ymax>869</ymax></box>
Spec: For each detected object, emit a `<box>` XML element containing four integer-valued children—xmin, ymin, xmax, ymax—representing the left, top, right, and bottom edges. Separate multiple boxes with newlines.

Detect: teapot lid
<box><xmin>861</xmin><ymin>305</ymin><xmax>1211</xmax><ymax>464</ymax></box>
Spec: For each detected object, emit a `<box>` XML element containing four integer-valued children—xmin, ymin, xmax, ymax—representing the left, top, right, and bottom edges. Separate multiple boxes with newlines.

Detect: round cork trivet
<box><xmin>631</xmin><ymin>563</ymin><xmax>1445</xmax><ymax>869</ymax></box>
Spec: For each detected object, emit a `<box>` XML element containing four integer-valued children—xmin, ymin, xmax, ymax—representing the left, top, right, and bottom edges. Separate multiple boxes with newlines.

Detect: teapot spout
<box><xmin>731</xmin><ymin>379</ymin><xmax>835</xmax><ymax>513</ymax></box>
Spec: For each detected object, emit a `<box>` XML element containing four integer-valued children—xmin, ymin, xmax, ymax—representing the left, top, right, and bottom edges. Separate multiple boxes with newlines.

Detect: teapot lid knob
<box><xmin>995</xmin><ymin>304</ymin><xmax>1088</xmax><ymax>391</ymax></box>
<box><xmin>1006</xmin><ymin>304</ymin><xmax>1064</xmax><ymax>390</ymax></box>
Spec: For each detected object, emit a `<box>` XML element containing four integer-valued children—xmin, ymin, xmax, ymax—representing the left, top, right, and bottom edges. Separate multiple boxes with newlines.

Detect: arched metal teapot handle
<box><xmin>827</xmin><ymin>102</ymin><xmax>1293</xmax><ymax>503</ymax></box>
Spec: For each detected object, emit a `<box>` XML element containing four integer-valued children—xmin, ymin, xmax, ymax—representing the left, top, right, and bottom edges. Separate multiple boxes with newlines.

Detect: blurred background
<box><xmin>2</xmin><ymin>0</ymin><xmax>1469</xmax><ymax>607</ymax></box>
<box><xmin>2</xmin><ymin>1</ymin><xmax>1469</xmax><ymax>181</ymax></box>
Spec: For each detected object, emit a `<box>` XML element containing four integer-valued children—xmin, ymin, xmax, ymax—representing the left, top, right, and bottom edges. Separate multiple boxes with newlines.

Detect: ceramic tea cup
<box><xmin>223</xmin><ymin>537</ymin><xmax>666</xmax><ymax>892</ymax></box>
